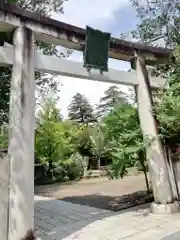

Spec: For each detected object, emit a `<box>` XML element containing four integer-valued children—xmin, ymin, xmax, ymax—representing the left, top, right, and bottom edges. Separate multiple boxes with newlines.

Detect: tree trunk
<box><xmin>142</xmin><ymin>162</ymin><xmax>151</xmax><ymax>193</ymax></box>
<box><xmin>48</xmin><ymin>160</ymin><xmax>53</xmax><ymax>180</ymax></box>
<box><xmin>139</xmin><ymin>155</ymin><xmax>151</xmax><ymax>193</ymax></box>
<box><xmin>87</xmin><ymin>157</ymin><xmax>91</xmax><ymax>170</ymax></box>
<box><xmin>83</xmin><ymin>156</ymin><xmax>88</xmax><ymax>177</ymax></box>
<box><xmin>97</xmin><ymin>156</ymin><xmax>100</xmax><ymax>170</ymax></box>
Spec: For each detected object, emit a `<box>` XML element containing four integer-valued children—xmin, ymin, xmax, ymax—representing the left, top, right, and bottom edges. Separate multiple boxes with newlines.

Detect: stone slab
<box><xmin>34</xmin><ymin>196</ymin><xmax>180</xmax><ymax>240</ymax></box>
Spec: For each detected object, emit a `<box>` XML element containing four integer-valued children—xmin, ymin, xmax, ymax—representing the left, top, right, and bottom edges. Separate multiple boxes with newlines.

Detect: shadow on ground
<box><xmin>35</xmin><ymin>198</ymin><xmax>150</xmax><ymax>240</ymax></box>
<box><xmin>59</xmin><ymin>191</ymin><xmax>153</xmax><ymax>212</ymax></box>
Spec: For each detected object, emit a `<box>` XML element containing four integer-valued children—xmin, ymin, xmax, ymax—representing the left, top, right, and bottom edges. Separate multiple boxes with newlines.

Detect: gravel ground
<box><xmin>35</xmin><ymin>174</ymin><xmax>153</xmax><ymax>211</ymax></box>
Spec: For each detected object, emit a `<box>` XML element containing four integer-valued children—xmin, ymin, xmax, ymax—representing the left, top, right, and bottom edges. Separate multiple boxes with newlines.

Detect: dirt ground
<box><xmin>35</xmin><ymin>174</ymin><xmax>153</xmax><ymax>211</ymax></box>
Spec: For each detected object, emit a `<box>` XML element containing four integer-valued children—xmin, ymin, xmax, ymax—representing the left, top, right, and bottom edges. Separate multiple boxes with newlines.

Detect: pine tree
<box><xmin>97</xmin><ymin>85</ymin><xmax>128</xmax><ymax>117</ymax></box>
<box><xmin>68</xmin><ymin>93</ymin><xmax>96</xmax><ymax>123</ymax></box>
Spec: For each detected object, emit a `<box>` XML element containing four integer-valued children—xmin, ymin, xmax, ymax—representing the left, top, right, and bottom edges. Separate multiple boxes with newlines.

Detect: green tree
<box><xmin>68</xmin><ymin>93</ymin><xmax>96</xmax><ymax>123</ymax></box>
<box><xmin>0</xmin><ymin>123</ymin><xmax>8</xmax><ymax>149</ymax></box>
<box><xmin>0</xmin><ymin>69</ymin><xmax>11</xmax><ymax>124</ymax></box>
<box><xmin>38</xmin><ymin>98</ymin><xmax>62</xmax><ymax>123</ymax></box>
<box><xmin>97</xmin><ymin>85</ymin><xmax>128</xmax><ymax>117</ymax></box>
<box><xmin>103</xmin><ymin>103</ymin><xmax>138</xmax><ymax>142</ymax></box>
<box><xmin>75</xmin><ymin>125</ymin><xmax>92</xmax><ymax>159</ymax></box>
<box><xmin>131</xmin><ymin>0</ymin><xmax>180</xmax><ymax>150</ymax></box>
<box><xmin>35</xmin><ymin>100</ymin><xmax>75</xmax><ymax>180</ymax></box>
<box><xmin>89</xmin><ymin>123</ymin><xmax>110</xmax><ymax>169</ymax></box>
<box><xmin>130</xmin><ymin>0</ymin><xmax>180</xmax><ymax>47</ymax></box>
<box><xmin>103</xmin><ymin>103</ymin><xmax>150</xmax><ymax>192</ymax></box>
<box><xmin>155</xmin><ymin>46</ymin><xmax>180</xmax><ymax>148</ymax></box>
<box><xmin>35</xmin><ymin>98</ymin><xmax>85</xmax><ymax>182</ymax></box>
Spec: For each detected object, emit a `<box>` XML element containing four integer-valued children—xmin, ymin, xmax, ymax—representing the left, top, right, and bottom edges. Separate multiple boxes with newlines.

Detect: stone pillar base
<box><xmin>151</xmin><ymin>201</ymin><xmax>180</xmax><ymax>214</ymax></box>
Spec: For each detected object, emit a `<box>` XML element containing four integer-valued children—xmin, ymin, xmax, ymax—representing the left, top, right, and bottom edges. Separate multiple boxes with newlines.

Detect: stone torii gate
<box><xmin>0</xmin><ymin>3</ymin><xmax>178</xmax><ymax>240</ymax></box>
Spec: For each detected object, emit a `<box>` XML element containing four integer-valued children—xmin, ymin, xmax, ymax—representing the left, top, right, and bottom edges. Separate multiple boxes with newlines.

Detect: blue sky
<box><xmin>53</xmin><ymin>0</ymin><xmax>138</xmax><ymax>117</ymax></box>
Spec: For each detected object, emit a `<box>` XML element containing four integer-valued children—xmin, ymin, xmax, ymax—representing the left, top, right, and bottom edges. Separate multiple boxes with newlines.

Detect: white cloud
<box><xmin>54</xmin><ymin>0</ymin><xmax>130</xmax><ymax>28</ymax></box>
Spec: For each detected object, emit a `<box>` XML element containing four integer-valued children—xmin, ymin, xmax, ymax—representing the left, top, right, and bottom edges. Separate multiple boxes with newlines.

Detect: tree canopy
<box><xmin>68</xmin><ymin>93</ymin><xmax>96</xmax><ymax>123</ymax></box>
<box><xmin>97</xmin><ymin>85</ymin><xmax>128</xmax><ymax>117</ymax></box>
<box><xmin>131</xmin><ymin>0</ymin><xmax>180</xmax><ymax>47</ymax></box>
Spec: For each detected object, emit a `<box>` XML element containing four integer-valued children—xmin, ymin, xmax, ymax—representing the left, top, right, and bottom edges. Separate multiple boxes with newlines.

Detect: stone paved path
<box><xmin>35</xmin><ymin>196</ymin><xmax>180</xmax><ymax>240</ymax></box>
<box><xmin>35</xmin><ymin>196</ymin><xmax>112</xmax><ymax>239</ymax></box>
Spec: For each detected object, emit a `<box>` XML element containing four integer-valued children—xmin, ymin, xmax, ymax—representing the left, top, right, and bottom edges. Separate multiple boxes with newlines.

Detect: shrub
<box><xmin>66</xmin><ymin>153</ymin><xmax>84</xmax><ymax>180</ymax></box>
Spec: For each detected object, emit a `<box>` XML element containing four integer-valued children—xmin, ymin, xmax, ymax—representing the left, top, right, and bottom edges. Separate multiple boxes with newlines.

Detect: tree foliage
<box><xmin>75</xmin><ymin>125</ymin><xmax>93</xmax><ymax>158</ymax></box>
<box><xmin>155</xmin><ymin>46</ymin><xmax>180</xmax><ymax>147</ymax></box>
<box><xmin>97</xmin><ymin>85</ymin><xmax>128</xmax><ymax>117</ymax></box>
<box><xmin>103</xmin><ymin>103</ymin><xmax>150</xmax><ymax>191</ymax></box>
<box><xmin>127</xmin><ymin>0</ymin><xmax>180</xmax><ymax>180</ymax></box>
<box><xmin>35</xmin><ymin>99</ymin><xmax>84</xmax><ymax>182</ymax></box>
<box><xmin>68</xmin><ymin>93</ymin><xmax>96</xmax><ymax>123</ymax></box>
<box><xmin>33</xmin><ymin>85</ymin><xmax>152</xmax><ymax>187</ymax></box>
<box><xmin>0</xmin><ymin>124</ymin><xmax>8</xmax><ymax>149</ymax></box>
<box><xmin>0</xmin><ymin>69</ymin><xmax>11</xmax><ymax>124</ymax></box>
<box><xmin>35</xmin><ymin>100</ymin><xmax>73</xmax><ymax>166</ymax></box>
<box><xmin>131</xmin><ymin>0</ymin><xmax>180</xmax><ymax>47</ymax></box>
<box><xmin>129</xmin><ymin>1</ymin><xmax>180</xmax><ymax>149</ymax></box>
<box><xmin>89</xmin><ymin>123</ymin><xmax>110</xmax><ymax>169</ymax></box>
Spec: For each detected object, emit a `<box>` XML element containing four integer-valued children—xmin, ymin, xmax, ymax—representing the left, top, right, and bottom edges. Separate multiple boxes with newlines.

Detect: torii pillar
<box><xmin>7</xmin><ymin>26</ymin><xmax>35</xmax><ymax>239</ymax></box>
<box><xmin>135</xmin><ymin>54</ymin><xmax>180</xmax><ymax>213</ymax></box>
